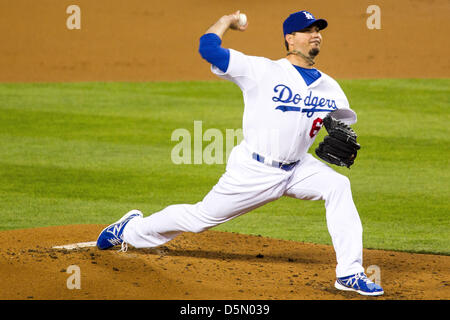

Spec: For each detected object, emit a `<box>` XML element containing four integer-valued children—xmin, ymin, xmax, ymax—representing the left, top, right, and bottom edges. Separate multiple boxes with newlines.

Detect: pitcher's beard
<box><xmin>309</xmin><ymin>47</ymin><xmax>320</xmax><ymax>58</ymax></box>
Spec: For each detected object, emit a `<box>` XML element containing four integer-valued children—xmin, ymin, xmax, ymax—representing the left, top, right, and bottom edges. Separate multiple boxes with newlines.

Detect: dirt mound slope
<box><xmin>0</xmin><ymin>225</ymin><xmax>448</xmax><ymax>300</ymax></box>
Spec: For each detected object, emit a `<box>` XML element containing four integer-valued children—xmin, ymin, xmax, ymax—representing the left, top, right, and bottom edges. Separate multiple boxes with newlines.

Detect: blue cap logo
<box><xmin>303</xmin><ymin>12</ymin><xmax>314</xmax><ymax>20</ymax></box>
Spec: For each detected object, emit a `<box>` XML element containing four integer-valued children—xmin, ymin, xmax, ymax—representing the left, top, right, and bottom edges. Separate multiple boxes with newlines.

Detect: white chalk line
<box><xmin>52</xmin><ymin>241</ymin><xmax>97</xmax><ymax>250</ymax></box>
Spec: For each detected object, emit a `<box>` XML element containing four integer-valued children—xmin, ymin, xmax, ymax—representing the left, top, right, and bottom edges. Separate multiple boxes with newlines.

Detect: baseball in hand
<box><xmin>238</xmin><ymin>13</ymin><xmax>247</xmax><ymax>26</ymax></box>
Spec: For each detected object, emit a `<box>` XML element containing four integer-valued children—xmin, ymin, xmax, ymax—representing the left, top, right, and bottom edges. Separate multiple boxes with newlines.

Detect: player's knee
<box><xmin>189</xmin><ymin>210</ymin><xmax>215</xmax><ymax>234</ymax></box>
<box><xmin>190</xmin><ymin>224</ymin><xmax>210</xmax><ymax>234</ymax></box>
<box><xmin>325</xmin><ymin>173</ymin><xmax>351</xmax><ymax>196</ymax></box>
<box><xmin>336</xmin><ymin>174</ymin><xmax>351</xmax><ymax>189</ymax></box>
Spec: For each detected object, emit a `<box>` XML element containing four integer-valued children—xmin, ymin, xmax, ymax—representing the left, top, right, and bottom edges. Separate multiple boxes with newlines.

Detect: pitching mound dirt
<box><xmin>0</xmin><ymin>225</ymin><xmax>448</xmax><ymax>300</ymax></box>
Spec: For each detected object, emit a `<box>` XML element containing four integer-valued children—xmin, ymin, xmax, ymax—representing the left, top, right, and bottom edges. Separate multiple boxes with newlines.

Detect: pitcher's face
<box><xmin>287</xmin><ymin>25</ymin><xmax>322</xmax><ymax>57</ymax></box>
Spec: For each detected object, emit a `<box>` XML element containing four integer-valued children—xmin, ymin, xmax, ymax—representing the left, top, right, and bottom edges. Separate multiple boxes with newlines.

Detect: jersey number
<box><xmin>309</xmin><ymin>117</ymin><xmax>323</xmax><ymax>138</ymax></box>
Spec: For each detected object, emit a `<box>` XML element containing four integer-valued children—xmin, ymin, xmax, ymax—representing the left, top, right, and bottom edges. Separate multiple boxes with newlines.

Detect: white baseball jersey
<box><xmin>123</xmin><ymin>46</ymin><xmax>365</xmax><ymax>279</ymax></box>
<box><xmin>211</xmin><ymin>49</ymin><xmax>357</xmax><ymax>164</ymax></box>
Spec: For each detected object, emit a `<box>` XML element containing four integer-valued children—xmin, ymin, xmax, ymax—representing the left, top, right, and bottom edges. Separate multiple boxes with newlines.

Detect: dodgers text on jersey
<box><xmin>272</xmin><ymin>84</ymin><xmax>338</xmax><ymax>117</ymax></box>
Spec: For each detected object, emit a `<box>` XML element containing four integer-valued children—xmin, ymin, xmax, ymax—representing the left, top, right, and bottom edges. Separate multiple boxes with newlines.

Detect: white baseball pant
<box><xmin>123</xmin><ymin>141</ymin><xmax>364</xmax><ymax>277</ymax></box>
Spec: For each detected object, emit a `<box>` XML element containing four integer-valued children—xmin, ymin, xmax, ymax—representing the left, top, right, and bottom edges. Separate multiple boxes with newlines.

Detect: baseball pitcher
<box><xmin>97</xmin><ymin>10</ymin><xmax>383</xmax><ymax>296</ymax></box>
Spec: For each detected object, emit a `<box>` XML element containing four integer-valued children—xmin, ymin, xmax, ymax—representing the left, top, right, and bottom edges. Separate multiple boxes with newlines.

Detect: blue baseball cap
<box><xmin>283</xmin><ymin>10</ymin><xmax>328</xmax><ymax>36</ymax></box>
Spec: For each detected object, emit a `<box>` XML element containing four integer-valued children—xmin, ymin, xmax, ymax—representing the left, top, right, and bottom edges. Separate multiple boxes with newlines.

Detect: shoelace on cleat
<box><xmin>343</xmin><ymin>273</ymin><xmax>373</xmax><ymax>288</ymax></box>
<box><xmin>108</xmin><ymin>237</ymin><xmax>122</xmax><ymax>246</ymax></box>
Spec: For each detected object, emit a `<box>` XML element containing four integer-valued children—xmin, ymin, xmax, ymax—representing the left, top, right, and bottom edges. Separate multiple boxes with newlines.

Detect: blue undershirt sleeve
<box><xmin>198</xmin><ymin>33</ymin><xmax>230</xmax><ymax>73</ymax></box>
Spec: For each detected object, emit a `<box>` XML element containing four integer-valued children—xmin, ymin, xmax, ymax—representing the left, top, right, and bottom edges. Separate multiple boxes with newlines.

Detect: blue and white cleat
<box><xmin>96</xmin><ymin>210</ymin><xmax>143</xmax><ymax>250</ymax></box>
<box><xmin>335</xmin><ymin>272</ymin><xmax>384</xmax><ymax>296</ymax></box>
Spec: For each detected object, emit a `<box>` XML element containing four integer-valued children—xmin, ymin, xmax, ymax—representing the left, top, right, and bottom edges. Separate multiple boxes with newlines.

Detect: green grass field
<box><xmin>0</xmin><ymin>79</ymin><xmax>449</xmax><ymax>255</ymax></box>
